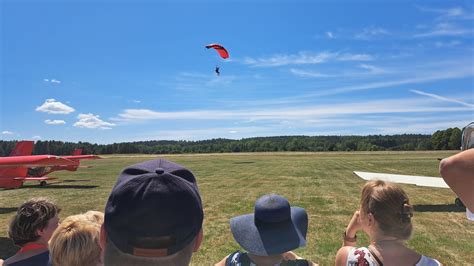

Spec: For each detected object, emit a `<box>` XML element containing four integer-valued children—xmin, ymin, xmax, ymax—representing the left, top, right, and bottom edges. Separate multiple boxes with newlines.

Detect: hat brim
<box><xmin>230</xmin><ymin>207</ymin><xmax>307</xmax><ymax>256</ymax></box>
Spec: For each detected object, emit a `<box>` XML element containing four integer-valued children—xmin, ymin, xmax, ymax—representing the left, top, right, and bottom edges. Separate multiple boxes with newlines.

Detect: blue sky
<box><xmin>1</xmin><ymin>0</ymin><xmax>473</xmax><ymax>144</ymax></box>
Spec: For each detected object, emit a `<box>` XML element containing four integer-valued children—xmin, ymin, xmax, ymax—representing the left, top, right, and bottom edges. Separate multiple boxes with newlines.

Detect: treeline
<box><xmin>0</xmin><ymin>127</ymin><xmax>462</xmax><ymax>156</ymax></box>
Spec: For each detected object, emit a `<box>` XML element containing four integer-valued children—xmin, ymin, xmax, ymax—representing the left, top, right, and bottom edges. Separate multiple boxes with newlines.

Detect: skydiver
<box><xmin>215</xmin><ymin>66</ymin><xmax>220</xmax><ymax>76</ymax></box>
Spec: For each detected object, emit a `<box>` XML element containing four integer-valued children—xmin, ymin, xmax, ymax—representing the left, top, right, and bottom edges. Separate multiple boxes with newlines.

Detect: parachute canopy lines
<box><xmin>205</xmin><ymin>43</ymin><xmax>229</xmax><ymax>59</ymax></box>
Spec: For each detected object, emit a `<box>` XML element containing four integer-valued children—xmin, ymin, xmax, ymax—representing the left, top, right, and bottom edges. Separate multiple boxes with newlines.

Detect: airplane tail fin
<box><xmin>72</xmin><ymin>148</ymin><xmax>83</xmax><ymax>156</ymax></box>
<box><xmin>10</xmin><ymin>141</ymin><xmax>34</xmax><ymax>156</ymax></box>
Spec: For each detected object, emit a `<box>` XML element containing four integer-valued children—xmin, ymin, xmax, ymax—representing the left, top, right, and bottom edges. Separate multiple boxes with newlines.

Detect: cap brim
<box><xmin>230</xmin><ymin>207</ymin><xmax>307</xmax><ymax>256</ymax></box>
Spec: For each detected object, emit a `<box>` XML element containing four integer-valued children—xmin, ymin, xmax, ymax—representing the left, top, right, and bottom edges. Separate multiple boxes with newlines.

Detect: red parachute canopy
<box><xmin>205</xmin><ymin>43</ymin><xmax>229</xmax><ymax>59</ymax></box>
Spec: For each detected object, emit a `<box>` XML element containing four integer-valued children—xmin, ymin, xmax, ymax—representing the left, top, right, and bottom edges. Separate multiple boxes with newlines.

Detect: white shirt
<box><xmin>346</xmin><ymin>247</ymin><xmax>442</xmax><ymax>266</ymax></box>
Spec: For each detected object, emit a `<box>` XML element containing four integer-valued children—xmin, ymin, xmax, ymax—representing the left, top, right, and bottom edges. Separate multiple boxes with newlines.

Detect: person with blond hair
<box><xmin>335</xmin><ymin>180</ymin><xmax>441</xmax><ymax>266</ymax></box>
<box><xmin>49</xmin><ymin>213</ymin><xmax>103</xmax><ymax>266</ymax></box>
<box><xmin>4</xmin><ymin>198</ymin><xmax>60</xmax><ymax>266</ymax></box>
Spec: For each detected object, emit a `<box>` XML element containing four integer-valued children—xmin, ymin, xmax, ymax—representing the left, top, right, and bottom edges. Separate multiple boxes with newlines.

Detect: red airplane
<box><xmin>0</xmin><ymin>141</ymin><xmax>100</xmax><ymax>189</ymax></box>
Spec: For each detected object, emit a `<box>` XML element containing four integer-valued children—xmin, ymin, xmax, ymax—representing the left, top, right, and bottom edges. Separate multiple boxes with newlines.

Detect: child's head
<box><xmin>360</xmin><ymin>180</ymin><xmax>413</xmax><ymax>240</ymax></box>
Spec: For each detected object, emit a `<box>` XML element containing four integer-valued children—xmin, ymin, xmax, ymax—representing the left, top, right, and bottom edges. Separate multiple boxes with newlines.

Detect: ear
<box><xmin>100</xmin><ymin>224</ymin><xmax>107</xmax><ymax>250</ymax></box>
<box><xmin>193</xmin><ymin>229</ymin><xmax>203</xmax><ymax>252</ymax></box>
<box><xmin>36</xmin><ymin>227</ymin><xmax>46</xmax><ymax>238</ymax></box>
<box><xmin>367</xmin><ymin>213</ymin><xmax>375</xmax><ymax>227</ymax></box>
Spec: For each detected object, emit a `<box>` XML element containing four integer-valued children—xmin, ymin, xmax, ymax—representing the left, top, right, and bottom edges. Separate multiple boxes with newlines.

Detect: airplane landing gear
<box><xmin>39</xmin><ymin>181</ymin><xmax>47</xmax><ymax>187</ymax></box>
<box><xmin>455</xmin><ymin>197</ymin><xmax>465</xmax><ymax>208</ymax></box>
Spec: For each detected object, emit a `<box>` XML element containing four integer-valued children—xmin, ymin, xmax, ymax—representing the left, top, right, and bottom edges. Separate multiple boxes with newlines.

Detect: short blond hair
<box><xmin>49</xmin><ymin>214</ymin><xmax>102</xmax><ymax>266</ymax></box>
<box><xmin>84</xmin><ymin>210</ymin><xmax>104</xmax><ymax>225</ymax></box>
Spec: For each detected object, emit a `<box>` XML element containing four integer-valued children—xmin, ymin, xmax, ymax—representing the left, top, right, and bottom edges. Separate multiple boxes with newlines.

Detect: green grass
<box><xmin>1</xmin><ymin>151</ymin><xmax>473</xmax><ymax>265</ymax></box>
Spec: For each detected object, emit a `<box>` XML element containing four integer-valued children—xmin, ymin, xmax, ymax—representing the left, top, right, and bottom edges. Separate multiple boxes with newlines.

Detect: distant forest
<box><xmin>0</xmin><ymin>127</ymin><xmax>462</xmax><ymax>156</ymax></box>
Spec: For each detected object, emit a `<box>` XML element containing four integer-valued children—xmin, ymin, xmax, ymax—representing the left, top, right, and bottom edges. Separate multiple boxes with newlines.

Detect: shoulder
<box><xmin>215</xmin><ymin>255</ymin><xmax>230</xmax><ymax>266</ymax></box>
<box><xmin>416</xmin><ymin>255</ymin><xmax>442</xmax><ymax>266</ymax></box>
<box><xmin>5</xmin><ymin>251</ymin><xmax>49</xmax><ymax>266</ymax></box>
<box><xmin>215</xmin><ymin>251</ymin><xmax>244</xmax><ymax>266</ymax></box>
<box><xmin>335</xmin><ymin>246</ymin><xmax>355</xmax><ymax>266</ymax></box>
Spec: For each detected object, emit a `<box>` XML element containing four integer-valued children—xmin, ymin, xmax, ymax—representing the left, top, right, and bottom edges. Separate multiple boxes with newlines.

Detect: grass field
<box><xmin>1</xmin><ymin>151</ymin><xmax>473</xmax><ymax>265</ymax></box>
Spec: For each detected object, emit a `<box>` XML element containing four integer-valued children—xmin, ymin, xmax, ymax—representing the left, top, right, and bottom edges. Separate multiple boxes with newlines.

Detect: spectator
<box><xmin>49</xmin><ymin>213</ymin><xmax>103</xmax><ymax>266</ymax></box>
<box><xmin>439</xmin><ymin>149</ymin><xmax>474</xmax><ymax>221</ymax></box>
<box><xmin>216</xmin><ymin>194</ymin><xmax>318</xmax><ymax>266</ymax></box>
<box><xmin>4</xmin><ymin>198</ymin><xmax>60</xmax><ymax>266</ymax></box>
<box><xmin>335</xmin><ymin>180</ymin><xmax>441</xmax><ymax>266</ymax></box>
<box><xmin>100</xmin><ymin>158</ymin><xmax>204</xmax><ymax>266</ymax></box>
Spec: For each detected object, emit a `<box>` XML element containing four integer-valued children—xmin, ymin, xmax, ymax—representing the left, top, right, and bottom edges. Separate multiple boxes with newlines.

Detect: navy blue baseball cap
<box><xmin>230</xmin><ymin>194</ymin><xmax>308</xmax><ymax>256</ymax></box>
<box><xmin>104</xmin><ymin>158</ymin><xmax>203</xmax><ymax>257</ymax></box>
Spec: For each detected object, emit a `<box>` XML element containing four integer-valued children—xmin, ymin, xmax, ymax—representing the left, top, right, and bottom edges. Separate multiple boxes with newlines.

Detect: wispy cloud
<box><xmin>32</xmin><ymin>136</ymin><xmax>41</xmax><ymax>140</ymax></box>
<box><xmin>434</xmin><ymin>40</ymin><xmax>461</xmax><ymax>47</ymax></box>
<box><xmin>354</xmin><ymin>26</ymin><xmax>390</xmax><ymax>40</ymax></box>
<box><xmin>414</xmin><ymin>22</ymin><xmax>472</xmax><ymax>38</ymax></box>
<box><xmin>417</xmin><ymin>6</ymin><xmax>474</xmax><ymax>20</ymax></box>
<box><xmin>114</xmin><ymin>97</ymin><xmax>470</xmax><ymax>123</ymax></box>
<box><xmin>45</xmin><ymin>119</ymin><xmax>66</xmax><ymax>125</ymax></box>
<box><xmin>36</xmin><ymin>99</ymin><xmax>75</xmax><ymax>114</ymax></box>
<box><xmin>73</xmin><ymin>114</ymin><xmax>115</xmax><ymax>129</ymax></box>
<box><xmin>292</xmin><ymin>67</ymin><xmax>473</xmax><ymax>98</ymax></box>
<box><xmin>244</xmin><ymin>51</ymin><xmax>336</xmax><ymax>67</ymax></box>
<box><xmin>410</xmin><ymin>89</ymin><xmax>474</xmax><ymax>108</ymax></box>
<box><xmin>290</xmin><ymin>69</ymin><xmax>334</xmax><ymax>78</ymax></box>
<box><xmin>326</xmin><ymin>31</ymin><xmax>335</xmax><ymax>38</ymax></box>
<box><xmin>244</xmin><ymin>51</ymin><xmax>374</xmax><ymax>67</ymax></box>
<box><xmin>2</xmin><ymin>131</ymin><xmax>13</xmax><ymax>135</ymax></box>
<box><xmin>131</xmin><ymin>100</ymin><xmax>141</xmax><ymax>103</ymax></box>
<box><xmin>43</xmin><ymin>78</ymin><xmax>61</xmax><ymax>84</ymax></box>
<box><xmin>358</xmin><ymin>64</ymin><xmax>387</xmax><ymax>74</ymax></box>
<box><xmin>338</xmin><ymin>53</ymin><xmax>374</xmax><ymax>61</ymax></box>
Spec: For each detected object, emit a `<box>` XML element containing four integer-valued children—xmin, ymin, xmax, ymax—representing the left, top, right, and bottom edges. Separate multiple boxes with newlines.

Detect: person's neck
<box><xmin>247</xmin><ymin>253</ymin><xmax>283</xmax><ymax>266</ymax></box>
<box><xmin>370</xmin><ymin>235</ymin><xmax>404</xmax><ymax>249</ymax></box>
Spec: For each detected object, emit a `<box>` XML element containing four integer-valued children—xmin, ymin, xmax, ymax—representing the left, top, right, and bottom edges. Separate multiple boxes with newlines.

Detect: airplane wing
<box><xmin>353</xmin><ymin>171</ymin><xmax>449</xmax><ymax>188</ymax></box>
<box><xmin>62</xmin><ymin>155</ymin><xmax>101</xmax><ymax>160</ymax></box>
<box><xmin>14</xmin><ymin>176</ymin><xmax>57</xmax><ymax>181</ymax></box>
<box><xmin>0</xmin><ymin>156</ymin><xmax>79</xmax><ymax>168</ymax></box>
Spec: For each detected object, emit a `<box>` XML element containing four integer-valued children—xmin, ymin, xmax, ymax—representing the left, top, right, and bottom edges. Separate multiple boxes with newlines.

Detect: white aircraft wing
<box><xmin>353</xmin><ymin>171</ymin><xmax>449</xmax><ymax>188</ymax></box>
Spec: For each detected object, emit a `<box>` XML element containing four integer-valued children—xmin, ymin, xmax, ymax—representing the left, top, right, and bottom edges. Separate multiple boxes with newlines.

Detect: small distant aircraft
<box><xmin>354</xmin><ymin>122</ymin><xmax>474</xmax><ymax>207</ymax></box>
<box><xmin>0</xmin><ymin>141</ymin><xmax>100</xmax><ymax>189</ymax></box>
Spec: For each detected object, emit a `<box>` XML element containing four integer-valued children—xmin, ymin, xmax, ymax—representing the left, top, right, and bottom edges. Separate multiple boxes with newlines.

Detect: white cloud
<box><xmin>114</xmin><ymin>98</ymin><xmax>471</xmax><ymax>123</ymax></box>
<box><xmin>410</xmin><ymin>89</ymin><xmax>474</xmax><ymax>108</ymax></box>
<box><xmin>338</xmin><ymin>54</ymin><xmax>374</xmax><ymax>61</ymax></box>
<box><xmin>32</xmin><ymin>136</ymin><xmax>41</xmax><ymax>140</ymax></box>
<box><xmin>326</xmin><ymin>31</ymin><xmax>335</xmax><ymax>38</ymax></box>
<box><xmin>2</xmin><ymin>131</ymin><xmax>13</xmax><ymax>135</ymax></box>
<box><xmin>132</xmin><ymin>100</ymin><xmax>141</xmax><ymax>103</ymax></box>
<box><xmin>243</xmin><ymin>51</ymin><xmax>374</xmax><ymax>67</ymax></box>
<box><xmin>43</xmin><ymin>78</ymin><xmax>61</xmax><ymax>84</ymax></box>
<box><xmin>229</xmin><ymin>130</ymin><xmax>238</xmax><ymax>134</ymax></box>
<box><xmin>434</xmin><ymin>40</ymin><xmax>461</xmax><ymax>47</ymax></box>
<box><xmin>290</xmin><ymin>69</ymin><xmax>334</xmax><ymax>78</ymax></box>
<box><xmin>417</xmin><ymin>6</ymin><xmax>473</xmax><ymax>20</ymax></box>
<box><xmin>36</xmin><ymin>99</ymin><xmax>75</xmax><ymax>114</ymax></box>
<box><xmin>290</xmin><ymin>67</ymin><xmax>473</xmax><ymax>98</ymax></box>
<box><xmin>73</xmin><ymin>113</ymin><xmax>115</xmax><ymax>129</ymax></box>
<box><xmin>45</xmin><ymin>119</ymin><xmax>66</xmax><ymax>125</ymax></box>
<box><xmin>414</xmin><ymin>23</ymin><xmax>472</xmax><ymax>37</ymax></box>
<box><xmin>358</xmin><ymin>64</ymin><xmax>386</xmax><ymax>74</ymax></box>
<box><xmin>243</xmin><ymin>51</ymin><xmax>337</xmax><ymax>67</ymax></box>
<box><xmin>355</xmin><ymin>27</ymin><xmax>390</xmax><ymax>40</ymax></box>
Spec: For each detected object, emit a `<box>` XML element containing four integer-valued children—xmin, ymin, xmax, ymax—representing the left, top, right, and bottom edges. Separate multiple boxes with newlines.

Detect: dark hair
<box><xmin>360</xmin><ymin>180</ymin><xmax>414</xmax><ymax>240</ymax></box>
<box><xmin>8</xmin><ymin>197</ymin><xmax>61</xmax><ymax>246</ymax></box>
